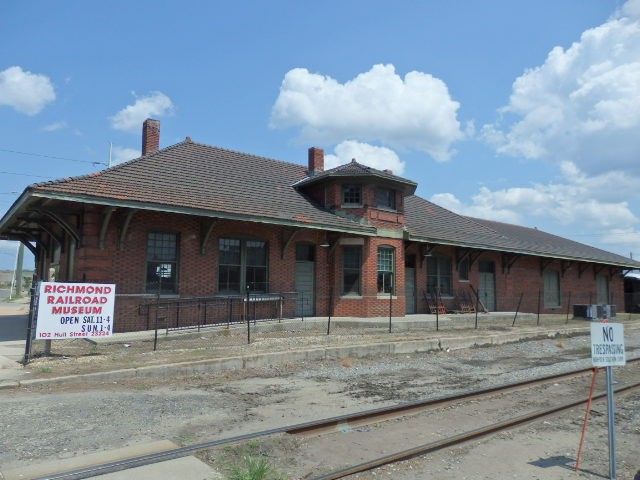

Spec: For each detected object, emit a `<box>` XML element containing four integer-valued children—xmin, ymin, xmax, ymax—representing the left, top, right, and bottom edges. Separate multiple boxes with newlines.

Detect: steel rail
<box><xmin>311</xmin><ymin>380</ymin><xmax>640</xmax><ymax>480</ymax></box>
<box><xmin>287</xmin><ymin>358</ymin><xmax>639</xmax><ymax>435</ymax></box>
<box><xmin>32</xmin><ymin>358</ymin><xmax>639</xmax><ymax>480</ymax></box>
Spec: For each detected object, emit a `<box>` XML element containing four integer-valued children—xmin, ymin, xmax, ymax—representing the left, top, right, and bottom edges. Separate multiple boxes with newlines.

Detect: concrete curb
<box><xmin>3</xmin><ymin>322</ymin><xmax>623</xmax><ymax>390</ymax></box>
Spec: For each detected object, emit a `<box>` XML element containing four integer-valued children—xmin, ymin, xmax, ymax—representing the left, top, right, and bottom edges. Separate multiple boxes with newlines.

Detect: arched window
<box><xmin>377</xmin><ymin>246</ymin><xmax>395</xmax><ymax>294</ymax></box>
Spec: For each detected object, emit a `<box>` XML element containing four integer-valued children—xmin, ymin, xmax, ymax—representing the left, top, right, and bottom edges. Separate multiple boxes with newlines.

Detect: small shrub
<box><xmin>228</xmin><ymin>456</ymin><xmax>271</xmax><ymax>480</ymax></box>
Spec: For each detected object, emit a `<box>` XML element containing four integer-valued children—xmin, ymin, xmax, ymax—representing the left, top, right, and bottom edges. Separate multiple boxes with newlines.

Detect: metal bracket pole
<box><xmin>606</xmin><ymin>366</ymin><xmax>617</xmax><ymax>479</ymax></box>
<box><xmin>22</xmin><ymin>284</ymin><xmax>38</xmax><ymax>364</ymax></box>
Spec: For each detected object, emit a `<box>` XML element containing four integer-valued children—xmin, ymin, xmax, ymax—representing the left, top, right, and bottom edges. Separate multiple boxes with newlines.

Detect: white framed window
<box><xmin>342</xmin><ymin>184</ymin><xmax>362</xmax><ymax>206</ymax></box>
<box><xmin>377</xmin><ymin>246</ymin><xmax>395</xmax><ymax>294</ymax></box>
<box><xmin>146</xmin><ymin>232</ymin><xmax>178</xmax><ymax>294</ymax></box>
<box><xmin>427</xmin><ymin>255</ymin><xmax>452</xmax><ymax>296</ymax></box>
<box><xmin>376</xmin><ymin>188</ymin><xmax>396</xmax><ymax>210</ymax></box>
<box><xmin>342</xmin><ymin>245</ymin><xmax>362</xmax><ymax>295</ymax></box>
<box><xmin>218</xmin><ymin>237</ymin><xmax>268</xmax><ymax>294</ymax></box>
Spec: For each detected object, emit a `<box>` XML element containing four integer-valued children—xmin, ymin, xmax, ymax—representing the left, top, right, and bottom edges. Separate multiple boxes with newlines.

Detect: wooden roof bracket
<box><xmin>561</xmin><ymin>260</ymin><xmax>573</xmax><ymax>277</ymax></box>
<box><xmin>404</xmin><ymin>240</ymin><xmax>418</xmax><ymax>255</ymax></box>
<box><xmin>119</xmin><ymin>209</ymin><xmax>137</xmax><ymax>250</ymax></box>
<box><xmin>456</xmin><ymin>249</ymin><xmax>470</xmax><ymax>270</ymax></box>
<box><xmin>327</xmin><ymin>234</ymin><xmax>343</xmax><ymax>264</ymax></box>
<box><xmin>468</xmin><ymin>250</ymin><xmax>483</xmax><ymax>268</ymax></box>
<box><xmin>578</xmin><ymin>263</ymin><xmax>590</xmax><ymax>279</ymax></box>
<box><xmin>99</xmin><ymin>206</ymin><xmax>116</xmax><ymax>250</ymax></box>
<box><xmin>40</xmin><ymin>210</ymin><xmax>81</xmax><ymax>246</ymax></box>
<box><xmin>501</xmin><ymin>253</ymin><xmax>521</xmax><ymax>274</ymax></box>
<box><xmin>593</xmin><ymin>263</ymin><xmax>606</xmax><ymax>279</ymax></box>
<box><xmin>200</xmin><ymin>218</ymin><xmax>218</xmax><ymax>255</ymax></box>
<box><xmin>540</xmin><ymin>258</ymin><xmax>554</xmax><ymax>275</ymax></box>
<box><xmin>281</xmin><ymin>228</ymin><xmax>300</xmax><ymax>259</ymax></box>
<box><xmin>26</xmin><ymin>217</ymin><xmax>63</xmax><ymax>248</ymax></box>
<box><xmin>17</xmin><ymin>237</ymin><xmax>38</xmax><ymax>257</ymax></box>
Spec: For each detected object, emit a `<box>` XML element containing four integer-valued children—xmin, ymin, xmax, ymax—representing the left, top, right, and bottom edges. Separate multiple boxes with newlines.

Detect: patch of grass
<box><xmin>36</xmin><ymin>366</ymin><xmax>53</xmax><ymax>374</ymax></box>
<box><xmin>187</xmin><ymin>348</ymin><xmax>207</xmax><ymax>356</ymax></box>
<box><xmin>228</xmin><ymin>456</ymin><xmax>273</xmax><ymax>480</ymax></box>
<box><xmin>177</xmin><ymin>433</ymin><xmax>196</xmax><ymax>444</ymax></box>
<box><xmin>218</xmin><ymin>441</ymin><xmax>286</xmax><ymax>480</ymax></box>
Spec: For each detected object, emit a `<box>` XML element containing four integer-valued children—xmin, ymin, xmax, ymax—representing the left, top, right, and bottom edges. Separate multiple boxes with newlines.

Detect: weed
<box><xmin>177</xmin><ymin>434</ymin><xmax>196</xmax><ymax>444</ymax></box>
<box><xmin>37</xmin><ymin>367</ymin><xmax>53</xmax><ymax>374</ymax></box>
<box><xmin>219</xmin><ymin>441</ymin><xmax>286</xmax><ymax>480</ymax></box>
<box><xmin>228</xmin><ymin>456</ymin><xmax>270</xmax><ymax>480</ymax></box>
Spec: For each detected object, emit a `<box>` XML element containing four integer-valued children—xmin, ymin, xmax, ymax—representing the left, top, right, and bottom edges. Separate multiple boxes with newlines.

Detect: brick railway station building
<box><xmin>1</xmin><ymin>119</ymin><xmax>638</xmax><ymax>331</ymax></box>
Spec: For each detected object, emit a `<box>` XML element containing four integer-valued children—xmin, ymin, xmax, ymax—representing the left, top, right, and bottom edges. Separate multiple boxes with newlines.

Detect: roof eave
<box><xmin>0</xmin><ymin>188</ymin><xmax>36</xmax><ymax>234</ymax></box>
<box><xmin>293</xmin><ymin>173</ymin><xmax>417</xmax><ymax>195</ymax></box>
<box><xmin>407</xmin><ymin>234</ymin><xmax>640</xmax><ymax>269</ymax></box>
<box><xmin>24</xmin><ymin>191</ymin><xmax>378</xmax><ymax>236</ymax></box>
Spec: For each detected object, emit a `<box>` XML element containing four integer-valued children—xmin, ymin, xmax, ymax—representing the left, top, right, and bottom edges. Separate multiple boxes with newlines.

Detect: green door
<box><xmin>405</xmin><ymin>255</ymin><xmax>416</xmax><ymax>314</ymax></box>
<box><xmin>295</xmin><ymin>244</ymin><xmax>315</xmax><ymax>316</ymax></box>
<box><xmin>478</xmin><ymin>260</ymin><xmax>496</xmax><ymax>311</ymax></box>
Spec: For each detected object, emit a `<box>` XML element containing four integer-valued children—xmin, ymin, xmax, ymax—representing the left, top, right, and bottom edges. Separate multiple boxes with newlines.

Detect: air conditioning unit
<box><xmin>573</xmin><ymin>304</ymin><xmax>616</xmax><ymax>320</ymax></box>
<box><xmin>602</xmin><ymin>304</ymin><xmax>616</xmax><ymax>318</ymax></box>
<box><xmin>573</xmin><ymin>304</ymin><xmax>596</xmax><ymax>319</ymax></box>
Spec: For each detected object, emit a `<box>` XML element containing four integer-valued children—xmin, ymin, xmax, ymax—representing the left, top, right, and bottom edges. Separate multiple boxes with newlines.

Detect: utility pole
<box><xmin>15</xmin><ymin>243</ymin><xmax>24</xmax><ymax>296</ymax></box>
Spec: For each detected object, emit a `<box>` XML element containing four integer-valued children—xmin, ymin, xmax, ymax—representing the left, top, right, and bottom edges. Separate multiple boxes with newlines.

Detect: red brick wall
<box><xmin>40</xmin><ymin>203</ymin><xmax>626</xmax><ymax>331</ymax></box>
<box><xmin>331</xmin><ymin>236</ymin><xmax>406</xmax><ymax>317</ymax></box>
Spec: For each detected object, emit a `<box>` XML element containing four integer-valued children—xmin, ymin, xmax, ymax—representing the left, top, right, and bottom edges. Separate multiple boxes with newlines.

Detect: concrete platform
<box><xmin>0</xmin><ymin>440</ymin><xmax>222</xmax><ymax>480</ymax></box>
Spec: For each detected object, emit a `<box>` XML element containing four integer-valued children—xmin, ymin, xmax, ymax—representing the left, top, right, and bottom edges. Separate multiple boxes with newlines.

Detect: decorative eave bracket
<box><xmin>281</xmin><ymin>228</ymin><xmax>300</xmax><ymax>259</ymax></box>
<box><xmin>501</xmin><ymin>253</ymin><xmax>521</xmax><ymax>274</ymax></box>
<box><xmin>201</xmin><ymin>219</ymin><xmax>218</xmax><ymax>255</ymax></box>
<box><xmin>119</xmin><ymin>209</ymin><xmax>137</xmax><ymax>250</ymax></box>
<box><xmin>99</xmin><ymin>206</ymin><xmax>116</xmax><ymax>250</ymax></box>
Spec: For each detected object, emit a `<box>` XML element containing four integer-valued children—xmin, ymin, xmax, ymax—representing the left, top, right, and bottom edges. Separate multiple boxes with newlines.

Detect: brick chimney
<box><xmin>308</xmin><ymin>147</ymin><xmax>324</xmax><ymax>175</ymax></box>
<box><xmin>142</xmin><ymin>118</ymin><xmax>160</xmax><ymax>156</ymax></box>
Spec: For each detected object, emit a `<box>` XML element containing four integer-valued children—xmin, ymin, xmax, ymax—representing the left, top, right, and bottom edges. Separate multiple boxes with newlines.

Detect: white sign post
<box><xmin>590</xmin><ymin>322</ymin><xmax>625</xmax><ymax>480</ymax></box>
<box><xmin>36</xmin><ymin>282</ymin><xmax>116</xmax><ymax>339</ymax></box>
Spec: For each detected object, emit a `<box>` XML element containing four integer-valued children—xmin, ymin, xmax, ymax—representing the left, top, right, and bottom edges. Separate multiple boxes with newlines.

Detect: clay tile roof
<box><xmin>294</xmin><ymin>159</ymin><xmax>417</xmax><ymax>194</ymax></box>
<box><xmin>404</xmin><ymin>195</ymin><xmax>639</xmax><ymax>266</ymax></box>
<box><xmin>29</xmin><ymin>141</ymin><xmax>376</xmax><ymax>234</ymax></box>
<box><xmin>468</xmin><ymin>217</ymin><xmax>637</xmax><ymax>266</ymax></box>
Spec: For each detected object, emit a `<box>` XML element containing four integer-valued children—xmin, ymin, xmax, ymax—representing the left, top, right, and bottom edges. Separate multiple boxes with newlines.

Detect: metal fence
<box><xmin>23</xmin><ymin>289</ymin><xmax>640</xmax><ymax>363</ymax></box>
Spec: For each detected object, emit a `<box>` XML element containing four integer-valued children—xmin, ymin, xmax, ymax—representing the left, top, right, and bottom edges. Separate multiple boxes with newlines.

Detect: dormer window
<box><xmin>342</xmin><ymin>184</ymin><xmax>362</xmax><ymax>206</ymax></box>
<box><xmin>376</xmin><ymin>188</ymin><xmax>396</xmax><ymax>210</ymax></box>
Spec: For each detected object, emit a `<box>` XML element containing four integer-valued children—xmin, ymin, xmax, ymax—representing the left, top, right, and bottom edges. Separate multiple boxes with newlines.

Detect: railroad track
<box><xmin>34</xmin><ymin>358</ymin><xmax>640</xmax><ymax>480</ymax></box>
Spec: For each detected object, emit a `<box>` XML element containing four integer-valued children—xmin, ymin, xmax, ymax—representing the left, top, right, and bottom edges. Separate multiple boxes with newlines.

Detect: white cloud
<box><xmin>431</xmin><ymin>162</ymin><xmax>640</xmax><ymax>255</ymax></box>
<box><xmin>271</xmin><ymin>64</ymin><xmax>463</xmax><ymax>162</ymax></box>
<box><xmin>110</xmin><ymin>91</ymin><xmax>174</xmax><ymax>132</ymax></box>
<box><xmin>0</xmin><ymin>66</ymin><xmax>55</xmax><ymax>115</ymax></box>
<box><xmin>110</xmin><ymin>146</ymin><xmax>140</xmax><ymax>165</ymax></box>
<box><xmin>43</xmin><ymin>121</ymin><xmax>67</xmax><ymax>132</ymax></box>
<box><xmin>325</xmin><ymin>141</ymin><xmax>405</xmax><ymax>175</ymax></box>
<box><xmin>482</xmin><ymin>0</ymin><xmax>640</xmax><ymax>176</ymax></box>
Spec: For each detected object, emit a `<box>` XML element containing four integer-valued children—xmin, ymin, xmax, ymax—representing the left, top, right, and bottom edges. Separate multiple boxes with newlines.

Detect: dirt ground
<box><xmin>1</xmin><ymin>327</ymin><xmax>639</xmax><ymax>479</ymax></box>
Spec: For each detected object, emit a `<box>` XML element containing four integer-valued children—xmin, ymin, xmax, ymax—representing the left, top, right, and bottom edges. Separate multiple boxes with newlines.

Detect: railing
<box><xmin>139</xmin><ymin>292</ymin><xmax>299</xmax><ymax>332</ymax></box>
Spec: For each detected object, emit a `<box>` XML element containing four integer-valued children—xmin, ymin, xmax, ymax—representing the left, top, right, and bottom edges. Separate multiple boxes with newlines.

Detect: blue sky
<box><xmin>1</xmin><ymin>0</ymin><xmax>639</xmax><ymax>270</ymax></box>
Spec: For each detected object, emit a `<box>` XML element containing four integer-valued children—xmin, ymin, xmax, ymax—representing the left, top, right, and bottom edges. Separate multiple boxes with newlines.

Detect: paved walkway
<box><xmin>0</xmin><ymin>298</ymin><xmax>29</xmax><ymax>379</ymax></box>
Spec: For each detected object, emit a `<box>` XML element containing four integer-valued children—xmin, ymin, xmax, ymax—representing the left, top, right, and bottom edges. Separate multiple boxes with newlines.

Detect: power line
<box><xmin>0</xmin><ymin>170</ymin><xmax>52</xmax><ymax>179</ymax></box>
<box><xmin>0</xmin><ymin>148</ymin><xmax>107</xmax><ymax>166</ymax></box>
